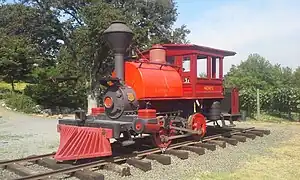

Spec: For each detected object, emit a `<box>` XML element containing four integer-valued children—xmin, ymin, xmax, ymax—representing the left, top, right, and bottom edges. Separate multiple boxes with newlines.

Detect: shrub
<box><xmin>0</xmin><ymin>87</ymin><xmax>11</xmax><ymax>99</ymax></box>
<box><xmin>24</xmin><ymin>80</ymin><xmax>87</xmax><ymax>110</ymax></box>
<box><xmin>239</xmin><ymin>87</ymin><xmax>300</xmax><ymax>120</ymax></box>
<box><xmin>5</xmin><ymin>93</ymin><xmax>38</xmax><ymax>113</ymax></box>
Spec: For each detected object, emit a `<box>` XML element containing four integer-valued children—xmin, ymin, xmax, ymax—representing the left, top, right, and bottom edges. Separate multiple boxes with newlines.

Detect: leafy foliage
<box><xmin>225</xmin><ymin>54</ymin><xmax>300</xmax><ymax>119</ymax></box>
<box><xmin>24</xmin><ymin>80</ymin><xmax>86</xmax><ymax>110</ymax></box>
<box><xmin>24</xmin><ymin>65</ymin><xmax>87</xmax><ymax>110</ymax></box>
<box><xmin>0</xmin><ymin>34</ymin><xmax>38</xmax><ymax>91</ymax></box>
<box><xmin>18</xmin><ymin>0</ymin><xmax>191</xmax><ymax>107</ymax></box>
<box><xmin>5</xmin><ymin>93</ymin><xmax>38</xmax><ymax>113</ymax></box>
<box><xmin>0</xmin><ymin>3</ymin><xmax>64</xmax><ymax>66</ymax></box>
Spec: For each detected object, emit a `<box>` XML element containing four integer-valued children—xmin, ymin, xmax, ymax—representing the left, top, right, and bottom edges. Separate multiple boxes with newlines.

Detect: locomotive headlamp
<box><xmin>103</xmin><ymin>21</ymin><xmax>133</xmax><ymax>81</ymax></box>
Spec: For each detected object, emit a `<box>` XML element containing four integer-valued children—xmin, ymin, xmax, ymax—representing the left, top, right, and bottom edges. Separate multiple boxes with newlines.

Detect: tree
<box><xmin>224</xmin><ymin>53</ymin><xmax>275</xmax><ymax>90</ymax></box>
<box><xmin>0</xmin><ymin>34</ymin><xmax>38</xmax><ymax>91</ymax></box>
<box><xmin>224</xmin><ymin>53</ymin><xmax>300</xmax><ymax>118</ymax></box>
<box><xmin>0</xmin><ymin>3</ymin><xmax>64</xmax><ymax>67</ymax></box>
<box><xmin>21</xmin><ymin>0</ymin><xmax>191</xmax><ymax>112</ymax></box>
<box><xmin>293</xmin><ymin>67</ymin><xmax>300</xmax><ymax>88</ymax></box>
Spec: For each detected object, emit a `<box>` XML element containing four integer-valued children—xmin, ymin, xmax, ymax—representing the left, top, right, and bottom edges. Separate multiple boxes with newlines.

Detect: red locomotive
<box><xmin>54</xmin><ymin>21</ymin><xmax>241</xmax><ymax>161</ymax></box>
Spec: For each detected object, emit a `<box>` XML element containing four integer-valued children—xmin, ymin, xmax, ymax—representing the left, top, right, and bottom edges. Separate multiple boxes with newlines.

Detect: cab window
<box><xmin>182</xmin><ymin>56</ymin><xmax>190</xmax><ymax>72</ymax></box>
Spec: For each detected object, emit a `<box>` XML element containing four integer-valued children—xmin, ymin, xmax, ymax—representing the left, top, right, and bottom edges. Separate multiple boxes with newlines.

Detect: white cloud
<box><xmin>185</xmin><ymin>0</ymin><xmax>300</xmax><ymax>73</ymax></box>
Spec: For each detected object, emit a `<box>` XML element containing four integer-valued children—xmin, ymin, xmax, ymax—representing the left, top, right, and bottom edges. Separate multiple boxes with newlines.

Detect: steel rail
<box><xmin>11</xmin><ymin>127</ymin><xmax>255</xmax><ymax>180</ymax></box>
<box><xmin>0</xmin><ymin>152</ymin><xmax>56</xmax><ymax>167</ymax></box>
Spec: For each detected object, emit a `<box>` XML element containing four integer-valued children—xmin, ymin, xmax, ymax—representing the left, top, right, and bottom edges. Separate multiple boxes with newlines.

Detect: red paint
<box><xmin>231</xmin><ymin>88</ymin><xmax>239</xmax><ymax>114</ymax></box>
<box><xmin>152</xmin><ymin>121</ymin><xmax>175</xmax><ymax>148</ymax></box>
<box><xmin>189</xmin><ymin>113</ymin><xmax>207</xmax><ymax>138</ymax></box>
<box><xmin>91</xmin><ymin>107</ymin><xmax>105</xmax><ymax>116</ymax></box>
<box><xmin>138</xmin><ymin>109</ymin><xmax>161</xmax><ymax>133</ymax></box>
<box><xmin>191</xmin><ymin>54</ymin><xmax>197</xmax><ymax>97</ymax></box>
<box><xmin>212</xmin><ymin>57</ymin><xmax>216</xmax><ymax>78</ymax></box>
<box><xmin>144</xmin><ymin>124</ymin><xmax>161</xmax><ymax>133</ymax></box>
<box><xmin>219</xmin><ymin>57</ymin><xmax>223</xmax><ymax>78</ymax></box>
<box><xmin>112</xmin><ymin>43</ymin><xmax>236</xmax><ymax>103</ymax></box>
<box><xmin>140</xmin><ymin>96</ymin><xmax>225</xmax><ymax>100</ymax></box>
<box><xmin>54</xmin><ymin>124</ymin><xmax>113</xmax><ymax>161</ymax></box>
<box><xmin>122</xmin><ymin>61</ymin><xmax>183</xmax><ymax>99</ymax></box>
<box><xmin>104</xmin><ymin>97</ymin><xmax>113</xmax><ymax>108</ymax></box>
<box><xmin>141</xmin><ymin>44</ymin><xmax>236</xmax><ymax>57</ymax></box>
<box><xmin>207</xmin><ymin>56</ymin><xmax>212</xmax><ymax>79</ymax></box>
<box><xmin>135</xmin><ymin>122</ymin><xmax>142</xmax><ymax>131</ymax></box>
<box><xmin>138</xmin><ymin>109</ymin><xmax>156</xmax><ymax>119</ymax></box>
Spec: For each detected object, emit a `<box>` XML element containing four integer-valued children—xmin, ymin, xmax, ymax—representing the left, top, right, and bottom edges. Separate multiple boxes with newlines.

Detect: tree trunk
<box><xmin>11</xmin><ymin>80</ymin><xmax>15</xmax><ymax>93</ymax></box>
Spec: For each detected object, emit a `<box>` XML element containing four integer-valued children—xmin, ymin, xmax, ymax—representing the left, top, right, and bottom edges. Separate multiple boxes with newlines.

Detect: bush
<box><xmin>24</xmin><ymin>80</ymin><xmax>87</xmax><ymax>110</ymax></box>
<box><xmin>0</xmin><ymin>87</ymin><xmax>11</xmax><ymax>99</ymax></box>
<box><xmin>5</xmin><ymin>93</ymin><xmax>38</xmax><ymax>113</ymax></box>
<box><xmin>239</xmin><ymin>87</ymin><xmax>300</xmax><ymax>120</ymax></box>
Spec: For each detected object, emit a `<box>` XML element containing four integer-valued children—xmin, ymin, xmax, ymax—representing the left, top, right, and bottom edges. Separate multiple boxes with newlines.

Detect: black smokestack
<box><xmin>103</xmin><ymin>21</ymin><xmax>133</xmax><ymax>81</ymax></box>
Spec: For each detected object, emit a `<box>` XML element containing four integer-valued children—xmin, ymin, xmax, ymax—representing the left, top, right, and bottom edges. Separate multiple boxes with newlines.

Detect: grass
<box><xmin>0</xmin><ymin>81</ymin><xmax>29</xmax><ymax>91</ymax></box>
<box><xmin>188</xmin><ymin>125</ymin><xmax>300</xmax><ymax>180</ymax></box>
<box><xmin>246</xmin><ymin>113</ymin><xmax>299</xmax><ymax>123</ymax></box>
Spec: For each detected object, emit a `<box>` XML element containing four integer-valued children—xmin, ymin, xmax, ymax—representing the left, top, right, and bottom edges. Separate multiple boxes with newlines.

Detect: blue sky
<box><xmin>174</xmin><ymin>0</ymin><xmax>300</xmax><ymax>73</ymax></box>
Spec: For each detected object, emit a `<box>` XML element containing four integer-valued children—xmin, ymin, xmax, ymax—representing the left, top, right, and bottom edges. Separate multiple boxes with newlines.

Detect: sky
<box><xmin>174</xmin><ymin>0</ymin><xmax>300</xmax><ymax>74</ymax></box>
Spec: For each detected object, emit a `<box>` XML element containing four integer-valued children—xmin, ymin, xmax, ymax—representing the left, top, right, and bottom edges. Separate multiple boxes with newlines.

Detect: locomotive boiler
<box><xmin>54</xmin><ymin>21</ymin><xmax>241</xmax><ymax>161</ymax></box>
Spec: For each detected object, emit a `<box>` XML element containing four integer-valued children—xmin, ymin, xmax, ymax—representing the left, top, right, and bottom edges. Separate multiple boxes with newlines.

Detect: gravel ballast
<box><xmin>1</xmin><ymin>106</ymin><xmax>299</xmax><ymax>180</ymax></box>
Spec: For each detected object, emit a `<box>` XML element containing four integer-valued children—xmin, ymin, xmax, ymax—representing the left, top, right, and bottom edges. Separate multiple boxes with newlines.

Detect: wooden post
<box><xmin>212</xmin><ymin>57</ymin><xmax>216</xmax><ymax>78</ymax></box>
<box><xmin>257</xmin><ymin>89</ymin><xmax>260</xmax><ymax>119</ymax></box>
<box><xmin>207</xmin><ymin>56</ymin><xmax>212</xmax><ymax>79</ymax></box>
<box><xmin>219</xmin><ymin>57</ymin><xmax>223</xmax><ymax>79</ymax></box>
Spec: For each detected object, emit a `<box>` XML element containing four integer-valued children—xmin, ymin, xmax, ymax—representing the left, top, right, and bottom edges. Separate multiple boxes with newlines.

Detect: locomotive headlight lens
<box><xmin>104</xmin><ymin>96</ymin><xmax>113</xmax><ymax>108</ymax></box>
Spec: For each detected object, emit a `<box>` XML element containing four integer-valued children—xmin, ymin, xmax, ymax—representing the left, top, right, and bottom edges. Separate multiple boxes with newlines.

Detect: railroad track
<box><xmin>0</xmin><ymin>126</ymin><xmax>270</xmax><ymax>180</ymax></box>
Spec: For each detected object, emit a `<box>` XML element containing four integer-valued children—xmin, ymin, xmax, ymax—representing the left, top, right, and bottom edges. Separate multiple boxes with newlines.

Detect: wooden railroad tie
<box><xmin>3</xmin><ymin>162</ymin><xmax>35</xmax><ymax>177</ymax></box>
<box><xmin>230</xmin><ymin>135</ymin><xmax>247</xmax><ymax>142</ymax></box>
<box><xmin>146</xmin><ymin>154</ymin><xmax>171</xmax><ymax>165</ymax></box>
<box><xmin>126</xmin><ymin>158</ymin><xmax>151</xmax><ymax>172</ymax></box>
<box><xmin>236</xmin><ymin>132</ymin><xmax>256</xmax><ymax>139</ymax></box>
<box><xmin>248</xmin><ymin>130</ymin><xmax>264</xmax><ymax>137</ymax></box>
<box><xmin>217</xmin><ymin>137</ymin><xmax>238</xmax><ymax>146</ymax></box>
<box><xmin>250</xmin><ymin>129</ymin><xmax>271</xmax><ymax>135</ymax></box>
<box><xmin>193</xmin><ymin>142</ymin><xmax>217</xmax><ymax>151</ymax></box>
<box><xmin>207</xmin><ymin>139</ymin><xmax>226</xmax><ymax>148</ymax></box>
<box><xmin>180</xmin><ymin>146</ymin><xmax>205</xmax><ymax>155</ymax></box>
<box><xmin>103</xmin><ymin>163</ymin><xmax>131</xmax><ymax>176</ymax></box>
<box><xmin>35</xmin><ymin>158</ymin><xmax>104</xmax><ymax>180</ymax></box>
<box><xmin>164</xmin><ymin>149</ymin><xmax>189</xmax><ymax>160</ymax></box>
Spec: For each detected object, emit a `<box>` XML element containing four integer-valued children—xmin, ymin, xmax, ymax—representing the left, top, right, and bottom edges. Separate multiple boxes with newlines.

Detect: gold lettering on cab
<box><xmin>203</xmin><ymin>86</ymin><xmax>214</xmax><ymax>91</ymax></box>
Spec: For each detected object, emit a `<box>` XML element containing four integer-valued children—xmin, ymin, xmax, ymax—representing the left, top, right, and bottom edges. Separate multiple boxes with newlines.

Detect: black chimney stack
<box><xmin>103</xmin><ymin>21</ymin><xmax>133</xmax><ymax>81</ymax></box>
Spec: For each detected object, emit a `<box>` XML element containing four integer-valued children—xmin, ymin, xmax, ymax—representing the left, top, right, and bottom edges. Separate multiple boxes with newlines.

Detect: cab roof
<box><xmin>141</xmin><ymin>43</ymin><xmax>236</xmax><ymax>57</ymax></box>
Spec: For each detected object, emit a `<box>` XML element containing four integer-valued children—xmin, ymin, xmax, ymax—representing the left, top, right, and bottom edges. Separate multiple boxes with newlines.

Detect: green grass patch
<box><xmin>0</xmin><ymin>81</ymin><xmax>29</xmax><ymax>91</ymax></box>
<box><xmin>247</xmin><ymin>113</ymin><xmax>290</xmax><ymax>123</ymax></box>
<box><xmin>187</xmin><ymin>127</ymin><xmax>300</xmax><ymax>180</ymax></box>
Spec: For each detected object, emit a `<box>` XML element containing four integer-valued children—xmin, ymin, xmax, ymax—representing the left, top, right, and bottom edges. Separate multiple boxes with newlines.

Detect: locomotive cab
<box><xmin>140</xmin><ymin>44</ymin><xmax>241</xmax><ymax>125</ymax></box>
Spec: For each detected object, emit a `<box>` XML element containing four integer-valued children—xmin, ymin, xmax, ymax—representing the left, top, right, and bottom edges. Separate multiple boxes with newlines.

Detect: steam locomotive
<box><xmin>54</xmin><ymin>21</ymin><xmax>241</xmax><ymax>161</ymax></box>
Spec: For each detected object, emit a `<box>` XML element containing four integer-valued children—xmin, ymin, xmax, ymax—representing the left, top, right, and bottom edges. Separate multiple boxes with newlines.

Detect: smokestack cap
<box><xmin>103</xmin><ymin>21</ymin><xmax>133</xmax><ymax>54</ymax></box>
